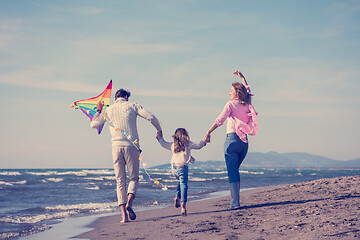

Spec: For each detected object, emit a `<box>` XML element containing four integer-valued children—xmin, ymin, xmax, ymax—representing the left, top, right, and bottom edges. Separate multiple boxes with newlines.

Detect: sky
<box><xmin>1</xmin><ymin>0</ymin><xmax>359</xmax><ymax>168</ymax></box>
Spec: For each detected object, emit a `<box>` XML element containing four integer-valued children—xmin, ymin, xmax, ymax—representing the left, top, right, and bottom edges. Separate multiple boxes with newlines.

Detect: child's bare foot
<box><xmin>174</xmin><ymin>197</ymin><xmax>180</xmax><ymax>208</ymax></box>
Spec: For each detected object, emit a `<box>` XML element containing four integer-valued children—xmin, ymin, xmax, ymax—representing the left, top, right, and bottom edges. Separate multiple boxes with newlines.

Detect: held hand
<box><xmin>204</xmin><ymin>133</ymin><xmax>211</xmax><ymax>143</ymax></box>
<box><xmin>96</xmin><ymin>101</ymin><xmax>105</xmax><ymax>112</ymax></box>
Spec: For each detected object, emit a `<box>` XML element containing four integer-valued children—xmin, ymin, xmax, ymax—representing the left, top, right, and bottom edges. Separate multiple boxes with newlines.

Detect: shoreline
<box><xmin>18</xmin><ymin>190</ymin><xmax>233</xmax><ymax>240</ymax></box>
<box><xmin>75</xmin><ymin>175</ymin><xmax>360</xmax><ymax>240</ymax></box>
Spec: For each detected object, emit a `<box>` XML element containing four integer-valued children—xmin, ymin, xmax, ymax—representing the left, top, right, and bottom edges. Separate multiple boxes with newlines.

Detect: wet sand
<box><xmin>75</xmin><ymin>175</ymin><xmax>360</xmax><ymax>239</ymax></box>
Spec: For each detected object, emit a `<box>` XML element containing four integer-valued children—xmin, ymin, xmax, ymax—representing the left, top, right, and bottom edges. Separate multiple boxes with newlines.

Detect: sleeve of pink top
<box><xmin>215</xmin><ymin>101</ymin><xmax>232</xmax><ymax>127</ymax></box>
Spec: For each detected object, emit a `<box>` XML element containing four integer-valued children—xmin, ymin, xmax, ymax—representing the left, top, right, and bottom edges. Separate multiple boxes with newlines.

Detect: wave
<box><xmin>56</xmin><ymin>169</ymin><xmax>114</xmax><ymax>176</ymax></box>
<box><xmin>189</xmin><ymin>177</ymin><xmax>209</xmax><ymax>182</ymax></box>
<box><xmin>0</xmin><ymin>225</ymin><xmax>50</xmax><ymax>240</ymax></box>
<box><xmin>83</xmin><ymin>176</ymin><xmax>116</xmax><ymax>181</ymax></box>
<box><xmin>55</xmin><ymin>171</ymin><xmax>87</xmax><ymax>176</ymax></box>
<box><xmin>80</xmin><ymin>169</ymin><xmax>114</xmax><ymax>175</ymax></box>
<box><xmin>84</xmin><ymin>186</ymin><xmax>100</xmax><ymax>190</ymax></box>
<box><xmin>145</xmin><ymin>169</ymin><xmax>171</xmax><ymax>174</ymax></box>
<box><xmin>45</xmin><ymin>202</ymin><xmax>117</xmax><ymax>212</ymax></box>
<box><xmin>240</xmin><ymin>170</ymin><xmax>264</xmax><ymax>175</ymax></box>
<box><xmin>0</xmin><ymin>211</ymin><xmax>79</xmax><ymax>224</ymax></box>
<box><xmin>139</xmin><ymin>179</ymin><xmax>148</xmax><ymax>183</ymax></box>
<box><xmin>162</xmin><ymin>179</ymin><xmax>178</xmax><ymax>183</ymax></box>
<box><xmin>26</xmin><ymin>171</ymin><xmax>57</xmax><ymax>176</ymax></box>
<box><xmin>202</xmin><ymin>170</ymin><xmax>228</xmax><ymax>175</ymax></box>
<box><xmin>0</xmin><ymin>180</ymin><xmax>27</xmax><ymax>186</ymax></box>
<box><xmin>83</xmin><ymin>177</ymin><xmax>105</xmax><ymax>181</ymax></box>
<box><xmin>25</xmin><ymin>169</ymin><xmax>114</xmax><ymax>177</ymax></box>
<box><xmin>102</xmin><ymin>176</ymin><xmax>115</xmax><ymax>180</ymax></box>
<box><xmin>41</xmin><ymin>178</ymin><xmax>64</xmax><ymax>183</ymax></box>
<box><xmin>0</xmin><ymin>202</ymin><xmax>118</xmax><ymax>224</ymax></box>
<box><xmin>217</xmin><ymin>176</ymin><xmax>228</xmax><ymax>180</ymax></box>
<box><xmin>0</xmin><ymin>171</ymin><xmax>22</xmax><ymax>176</ymax></box>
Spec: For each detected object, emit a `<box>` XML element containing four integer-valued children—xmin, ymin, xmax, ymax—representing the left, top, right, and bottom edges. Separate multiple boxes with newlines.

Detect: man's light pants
<box><xmin>112</xmin><ymin>146</ymin><xmax>140</xmax><ymax>205</ymax></box>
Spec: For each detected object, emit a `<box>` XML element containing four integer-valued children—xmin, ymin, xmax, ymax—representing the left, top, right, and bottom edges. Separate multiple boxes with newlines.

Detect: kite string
<box><xmin>105</xmin><ymin>118</ymin><xmax>168</xmax><ymax>191</ymax></box>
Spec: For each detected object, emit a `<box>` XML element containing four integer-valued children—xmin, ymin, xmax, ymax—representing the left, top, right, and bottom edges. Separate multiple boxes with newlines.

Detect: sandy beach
<box><xmin>75</xmin><ymin>175</ymin><xmax>360</xmax><ymax>240</ymax></box>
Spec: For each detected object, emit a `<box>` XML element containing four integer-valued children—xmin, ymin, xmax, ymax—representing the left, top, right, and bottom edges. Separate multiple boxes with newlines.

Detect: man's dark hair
<box><xmin>115</xmin><ymin>89</ymin><xmax>131</xmax><ymax>99</ymax></box>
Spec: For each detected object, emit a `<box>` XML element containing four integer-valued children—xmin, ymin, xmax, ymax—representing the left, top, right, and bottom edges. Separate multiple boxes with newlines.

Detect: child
<box><xmin>156</xmin><ymin>128</ymin><xmax>208</xmax><ymax>216</ymax></box>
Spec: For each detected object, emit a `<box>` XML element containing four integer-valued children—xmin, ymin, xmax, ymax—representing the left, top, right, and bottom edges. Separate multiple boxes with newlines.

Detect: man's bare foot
<box><xmin>126</xmin><ymin>193</ymin><xmax>136</xmax><ymax>221</ymax></box>
<box><xmin>121</xmin><ymin>218</ymin><xmax>129</xmax><ymax>223</ymax></box>
<box><xmin>121</xmin><ymin>212</ymin><xmax>129</xmax><ymax>223</ymax></box>
<box><xmin>120</xmin><ymin>204</ymin><xmax>129</xmax><ymax>223</ymax></box>
<box><xmin>126</xmin><ymin>205</ymin><xmax>136</xmax><ymax>220</ymax></box>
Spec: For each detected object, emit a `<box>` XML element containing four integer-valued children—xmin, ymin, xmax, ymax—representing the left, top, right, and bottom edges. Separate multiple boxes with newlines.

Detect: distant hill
<box><xmin>150</xmin><ymin>152</ymin><xmax>360</xmax><ymax>169</ymax></box>
<box><xmin>243</xmin><ymin>152</ymin><xmax>360</xmax><ymax>168</ymax></box>
<box><xmin>151</xmin><ymin>161</ymin><xmax>225</xmax><ymax>169</ymax></box>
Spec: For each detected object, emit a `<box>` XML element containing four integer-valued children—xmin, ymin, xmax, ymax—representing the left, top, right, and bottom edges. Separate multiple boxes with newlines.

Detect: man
<box><xmin>91</xmin><ymin>88</ymin><xmax>162</xmax><ymax>223</ymax></box>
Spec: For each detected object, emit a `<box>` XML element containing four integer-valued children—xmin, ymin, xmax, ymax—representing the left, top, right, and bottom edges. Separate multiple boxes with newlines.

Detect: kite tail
<box><xmin>120</xmin><ymin>129</ymin><xmax>168</xmax><ymax>191</ymax></box>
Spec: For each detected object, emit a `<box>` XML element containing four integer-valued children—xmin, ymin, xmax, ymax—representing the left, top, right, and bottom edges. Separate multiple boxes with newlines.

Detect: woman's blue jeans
<box><xmin>224</xmin><ymin>133</ymin><xmax>248</xmax><ymax>183</ymax></box>
<box><xmin>171</xmin><ymin>165</ymin><xmax>188</xmax><ymax>203</ymax></box>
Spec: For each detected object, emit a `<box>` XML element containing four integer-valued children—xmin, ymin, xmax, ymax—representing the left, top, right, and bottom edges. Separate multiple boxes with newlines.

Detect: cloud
<box><xmin>0</xmin><ymin>18</ymin><xmax>23</xmax><ymax>49</ymax></box>
<box><xmin>0</xmin><ymin>63</ymin><xmax>224</xmax><ymax>99</ymax></box>
<box><xmin>0</xmin><ymin>65</ymin><xmax>105</xmax><ymax>93</ymax></box>
<box><xmin>153</xmin><ymin>103</ymin><xmax>218</xmax><ymax>116</ymax></box>
<box><xmin>72</xmin><ymin>38</ymin><xmax>184</xmax><ymax>56</ymax></box>
<box><xmin>0</xmin><ymin>33</ymin><xmax>15</xmax><ymax>49</ymax></box>
<box><xmin>62</xmin><ymin>7</ymin><xmax>105</xmax><ymax>15</ymax></box>
<box><xmin>327</xmin><ymin>0</ymin><xmax>360</xmax><ymax>20</ymax></box>
<box><xmin>250</xmin><ymin>56</ymin><xmax>360</xmax><ymax>105</ymax></box>
<box><xmin>133</xmin><ymin>88</ymin><xmax>223</xmax><ymax>99</ymax></box>
<box><xmin>0</xmin><ymin>18</ymin><xmax>23</xmax><ymax>31</ymax></box>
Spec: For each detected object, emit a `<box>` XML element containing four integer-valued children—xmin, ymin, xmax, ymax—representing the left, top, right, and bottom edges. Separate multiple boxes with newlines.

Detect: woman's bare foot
<box><xmin>174</xmin><ymin>197</ymin><xmax>180</xmax><ymax>208</ymax></box>
<box><xmin>181</xmin><ymin>202</ymin><xmax>187</xmax><ymax>216</ymax></box>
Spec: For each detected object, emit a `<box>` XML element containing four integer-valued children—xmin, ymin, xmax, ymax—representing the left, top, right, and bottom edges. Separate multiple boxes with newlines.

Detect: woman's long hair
<box><xmin>232</xmin><ymin>82</ymin><xmax>253</xmax><ymax>105</ymax></box>
<box><xmin>172</xmin><ymin>128</ymin><xmax>189</xmax><ymax>153</ymax></box>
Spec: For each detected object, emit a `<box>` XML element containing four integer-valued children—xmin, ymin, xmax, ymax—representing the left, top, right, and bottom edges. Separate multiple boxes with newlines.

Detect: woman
<box><xmin>204</xmin><ymin>71</ymin><xmax>258</xmax><ymax>210</ymax></box>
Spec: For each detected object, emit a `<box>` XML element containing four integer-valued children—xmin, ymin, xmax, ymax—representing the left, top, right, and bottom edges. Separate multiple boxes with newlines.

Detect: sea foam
<box><xmin>0</xmin><ymin>171</ymin><xmax>22</xmax><ymax>176</ymax></box>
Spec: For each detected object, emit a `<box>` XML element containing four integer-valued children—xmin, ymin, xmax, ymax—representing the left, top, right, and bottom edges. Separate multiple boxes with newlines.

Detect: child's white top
<box><xmin>157</xmin><ymin>137</ymin><xmax>206</xmax><ymax>167</ymax></box>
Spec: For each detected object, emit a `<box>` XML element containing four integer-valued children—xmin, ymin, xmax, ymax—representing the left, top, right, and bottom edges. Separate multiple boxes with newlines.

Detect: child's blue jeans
<box><xmin>171</xmin><ymin>165</ymin><xmax>188</xmax><ymax>203</ymax></box>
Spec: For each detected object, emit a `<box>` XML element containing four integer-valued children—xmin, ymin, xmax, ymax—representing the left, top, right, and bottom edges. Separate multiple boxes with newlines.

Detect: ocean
<box><xmin>1</xmin><ymin>167</ymin><xmax>360</xmax><ymax>240</ymax></box>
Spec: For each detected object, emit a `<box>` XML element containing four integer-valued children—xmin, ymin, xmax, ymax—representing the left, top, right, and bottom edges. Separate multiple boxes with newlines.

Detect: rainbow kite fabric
<box><xmin>71</xmin><ymin>80</ymin><xmax>112</xmax><ymax>134</ymax></box>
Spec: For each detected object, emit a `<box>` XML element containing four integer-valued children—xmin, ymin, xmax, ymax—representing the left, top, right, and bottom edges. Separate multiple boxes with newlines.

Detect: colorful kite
<box><xmin>71</xmin><ymin>80</ymin><xmax>112</xmax><ymax>134</ymax></box>
<box><xmin>70</xmin><ymin>79</ymin><xmax>167</xmax><ymax>191</ymax></box>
